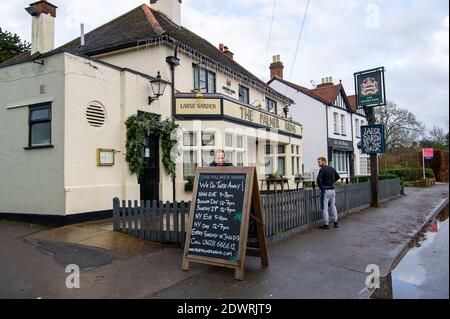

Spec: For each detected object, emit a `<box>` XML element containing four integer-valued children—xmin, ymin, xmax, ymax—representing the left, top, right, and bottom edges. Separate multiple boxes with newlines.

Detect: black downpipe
<box><xmin>168</xmin><ymin>46</ymin><xmax>179</xmax><ymax>203</ymax></box>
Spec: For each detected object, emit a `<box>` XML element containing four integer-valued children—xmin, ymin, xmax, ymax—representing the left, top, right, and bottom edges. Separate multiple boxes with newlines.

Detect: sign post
<box><xmin>182</xmin><ymin>167</ymin><xmax>268</xmax><ymax>280</ymax></box>
<box><xmin>354</xmin><ymin>67</ymin><xmax>386</xmax><ymax>207</ymax></box>
<box><xmin>422</xmin><ymin>148</ymin><xmax>434</xmax><ymax>179</ymax></box>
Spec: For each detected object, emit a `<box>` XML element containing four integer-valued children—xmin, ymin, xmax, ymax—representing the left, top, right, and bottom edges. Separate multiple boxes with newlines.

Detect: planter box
<box><xmin>185</xmin><ymin>183</ymin><xmax>194</xmax><ymax>192</ymax></box>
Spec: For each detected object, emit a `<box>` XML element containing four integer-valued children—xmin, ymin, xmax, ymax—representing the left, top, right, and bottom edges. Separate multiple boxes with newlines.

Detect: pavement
<box><xmin>0</xmin><ymin>184</ymin><xmax>448</xmax><ymax>299</ymax></box>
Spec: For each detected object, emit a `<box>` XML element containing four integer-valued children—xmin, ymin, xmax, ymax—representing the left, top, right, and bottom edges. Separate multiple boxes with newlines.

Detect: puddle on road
<box><xmin>391</xmin><ymin>204</ymin><xmax>449</xmax><ymax>299</ymax></box>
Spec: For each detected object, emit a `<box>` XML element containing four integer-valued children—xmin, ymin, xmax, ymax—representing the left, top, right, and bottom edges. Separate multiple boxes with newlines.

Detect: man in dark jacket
<box><xmin>209</xmin><ymin>150</ymin><xmax>233</xmax><ymax>167</ymax></box>
<box><xmin>316</xmin><ymin>156</ymin><xmax>340</xmax><ymax>229</ymax></box>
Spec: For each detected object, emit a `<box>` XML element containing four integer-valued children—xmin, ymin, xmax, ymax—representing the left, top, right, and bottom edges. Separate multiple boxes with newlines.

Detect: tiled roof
<box><xmin>1</xmin><ymin>4</ymin><xmax>292</xmax><ymax>103</ymax></box>
<box><xmin>309</xmin><ymin>84</ymin><xmax>342</xmax><ymax>105</ymax></box>
<box><xmin>268</xmin><ymin>77</ymin><xmax>330</xmax><ymax>105</ymax></box>
<box><xmin>347</xmin><ymin>95</ymin><xmax>357</xmax><ymax>112</ymax></box>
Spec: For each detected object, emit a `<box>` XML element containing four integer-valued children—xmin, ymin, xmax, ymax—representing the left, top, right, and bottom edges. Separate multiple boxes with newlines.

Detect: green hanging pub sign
<box><xmin>354</xmin><ymin>67</ymin><xmax>386</xmax><ymax>108</ymax></box>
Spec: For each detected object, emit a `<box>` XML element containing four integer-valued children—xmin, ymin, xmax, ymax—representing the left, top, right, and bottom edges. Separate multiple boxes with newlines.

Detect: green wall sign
<box><xmin>354</xmin><ymin>67</ymin><xmax>386</xmax><ymax>108</ymax></box>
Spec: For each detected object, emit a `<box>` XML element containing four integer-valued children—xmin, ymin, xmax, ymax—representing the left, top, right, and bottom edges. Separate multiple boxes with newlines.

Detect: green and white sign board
<box><xmin>354</xmin><ymin>67</ymin><xmax>386</xmax><ymax>108</ymax></box>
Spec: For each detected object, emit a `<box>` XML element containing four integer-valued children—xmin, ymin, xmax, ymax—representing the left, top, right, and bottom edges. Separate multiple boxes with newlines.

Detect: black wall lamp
<box><xmin>148</xmin><ymin>71</ymin><xmax>169</xmax><ymax>105</ymax></box>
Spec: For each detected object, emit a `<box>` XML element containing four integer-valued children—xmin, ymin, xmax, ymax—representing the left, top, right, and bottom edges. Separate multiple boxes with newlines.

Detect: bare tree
<box><xmin>375</xmin><ymin>101</ymin><xmax>426</xmax><ymax>151</ymax></box>
<box><xmin>428</xmin><ymin>126</ymin><xmax>448</xmax><ymax>144</ymax></box>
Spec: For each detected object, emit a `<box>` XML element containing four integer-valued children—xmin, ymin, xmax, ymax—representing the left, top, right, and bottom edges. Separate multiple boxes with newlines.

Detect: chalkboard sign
<box><xmin>188</xmin><ymin>172</ymin><xmax>246</xmax><ymax>260</ymax></box>
<box><xmin>361</xmin><ymin>124</ymin><xmax>386</xmax><ymax>154</ymax></box>
<box><xmin>182</xmin><ymin>167</ymin><xmax>268</xmax><ymax>280</ymax></box>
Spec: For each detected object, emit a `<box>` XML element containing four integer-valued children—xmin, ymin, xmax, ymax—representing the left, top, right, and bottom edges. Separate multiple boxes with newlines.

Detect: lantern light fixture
<box><xmin>148</xmin><ymin>71</ymin><xmax>168</xmax><ymax>105</ymax></box>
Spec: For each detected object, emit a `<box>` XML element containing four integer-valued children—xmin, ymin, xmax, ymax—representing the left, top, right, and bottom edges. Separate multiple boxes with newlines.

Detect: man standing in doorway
<box><xmin>209</xmin><ymin>149</ymin><xmax>233</xmax><ymax>167</ymax></box>
<box><xmin>316</xmin><ymin>156</ymin><xmax>340</xmax><ymax>229</ymax></box>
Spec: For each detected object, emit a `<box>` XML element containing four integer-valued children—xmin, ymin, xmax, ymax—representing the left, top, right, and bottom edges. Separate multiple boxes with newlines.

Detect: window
<box><xmin>360</xmin><ymin>157</ymin><xmax>370</xmax><ymax>176</ymax></box>
<box><xmin>29</xmin><ymin>104</ymin><xmax>52</xmax><ymax>147</ymax></box>
<box><xmin>237</xmin><ymin>152</ymin><xmax>244</xmax><ymax>167</ymax></box>
<box><xmin>277</xmin><ymin>157</ymin><xmax>286</xmax><ymax>176</ymax></box>
<box><xmin>291</xmin><ymin>157</ymin><xmax>296</xmax><ymax>175</ymax></box>
<box><xmin>225</xmin><ymin>133</ymin><xmax>233</xmax><ymax>148</ymax></box>
<box><xmin>332</xmin><ymin>150</ymin><xmax>347</xmax><ymax>173</ymax></box>
<box><xmin>277</xmin><ymin>144</ymin><xmax>285</xmax><ymax>154</ymax></box>
<box><xmin>340</xmin><ymin>114</ymin><xmax>346</xmax><ymax>135</ymax></box>
<box><xmin>355</xmin><ymin>119</ymin><xmax>360</xmax><ymax>138</ymax></box>
<box><xmin>201</xmin><ymin>150</ymin><xmax>215</xmax><ymax>166</ymax></box>
<box><xmin>193</xmin><ymin>64</ymin><xmax>216</xmax><ymax>93</ymax></box>
<box><xmin>236</xmin><ymin>135</ymin><xmax>244</xmax><ymax>149</ymax></box>
<box><xmin>201</xmin><ymin>132</ymin><xmax>215</xmax><ymax>146</ymax></box>
<box><xmin>296</xmin><ymin>146</ymin><xmax>300</xmax><ymax>155</ymax></box>
<box><xmin>183</xmin><ymin>132</ymin><xmax>197</xmax><ymax>146</ymax></box>
<box><xmin>265</xmin><ymin>143</ymin><xmax>273</xmax><ymax>155</ymax></box>
<box><xmin>265</xmin><ymin>157</ymin><xmax>274</xmax><ymax>175</ymax></box>
<box><xmin>225</xmin><ymin>151</ymin><xmax>233</xmax><ymax>164</ymax></box>
<box><xmin>333</xmin><ymin>112</ymin><xmax>339</xmax><ymax>134</ymax></box>
<box><xmin>238</xmin><ymin>85</ymin><xmax>249</xmax><ymax>104</ymax></box>
<box><xmin>265</xmin><ymin>97</ymin><xmax>277</xmax><ymax>113</ymax></box>
<box><xmin>183</xmin><ymin>151</ymin><xmax>197</xmax><ymax>179</ymax></box>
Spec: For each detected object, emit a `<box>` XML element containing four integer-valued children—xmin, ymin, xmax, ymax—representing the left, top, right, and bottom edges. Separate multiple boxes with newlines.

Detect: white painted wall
<box><xmin>327</xmin><ymin>105</ymin><xmax>353</xmax><ymax>142</ymax></box>
<box><xmin>269</xmin><ymin>80</ymin><xmax>327</xmax><ymax>179</ymax></box>
<box><xmin>0</xmin><ymin>54</ymin><xmax>65</xmax><ymax>215</ymax></box>
<box><xmin>352</xmin><ymin>112</ymin><xmax>370</xmax><ymax>176</ymax></box>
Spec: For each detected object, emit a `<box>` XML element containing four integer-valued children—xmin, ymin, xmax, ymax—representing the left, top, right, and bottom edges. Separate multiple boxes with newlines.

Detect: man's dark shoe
<box><xmin>319</xmin><ymin>224</ymin><xmax>330</xmax><ymax>230</ymax></box>
<box><xmin>334</xmin><ymin>222</ymin><xmax>339</xmax><ymax>228</ymax></box>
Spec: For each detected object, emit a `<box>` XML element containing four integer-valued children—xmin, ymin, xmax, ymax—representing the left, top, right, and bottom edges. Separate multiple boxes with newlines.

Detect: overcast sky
<box><xmin>3</xmin><ymin>0</ymin><xmax>449</xmax><ymax>130</ymax></box>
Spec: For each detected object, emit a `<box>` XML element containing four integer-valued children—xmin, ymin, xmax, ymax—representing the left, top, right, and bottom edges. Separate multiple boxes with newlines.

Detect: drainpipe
<box><xmin>166</xmin><ymin>45</ymin><xmax>180</xmax><ymax>202</ymax></box>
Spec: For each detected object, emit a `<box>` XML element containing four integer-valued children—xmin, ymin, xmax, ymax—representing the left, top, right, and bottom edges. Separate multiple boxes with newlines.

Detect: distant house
<box><xmin>268</xmin><ymin>57</ymin><xmax>370</xmax><ymax>180</ymax></box>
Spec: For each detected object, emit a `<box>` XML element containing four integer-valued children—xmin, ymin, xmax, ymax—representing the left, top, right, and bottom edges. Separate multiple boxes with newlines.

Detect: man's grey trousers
<box><xmin>323</xmin><ymin>189</ymin><xmax>338</xmax><ymax>225</ymax></box>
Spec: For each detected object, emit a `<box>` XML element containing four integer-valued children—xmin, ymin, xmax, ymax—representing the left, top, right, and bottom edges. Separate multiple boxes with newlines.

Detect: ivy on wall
<box><xmin>125</xmin><ymin>113</ymin><xmax>179</xmax><ymax>179</ymax></box>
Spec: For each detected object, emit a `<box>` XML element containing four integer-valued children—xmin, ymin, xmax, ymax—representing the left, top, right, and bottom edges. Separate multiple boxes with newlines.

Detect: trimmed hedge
<box><xmin>386</xmin><ymin>168</ymin><xmax>434</xmax><ymax>181</ymax></box>
<box><xmin>355</xmin><ymin>174</ymin><xmax>398</xmax><ymax>183</ymax></box>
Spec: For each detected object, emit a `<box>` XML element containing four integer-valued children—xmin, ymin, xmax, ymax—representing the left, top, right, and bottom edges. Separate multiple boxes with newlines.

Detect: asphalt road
<box><xmin>0</xmin><ymin>184</ymin><xmax>448</xmax><ymax>299</ymax></box>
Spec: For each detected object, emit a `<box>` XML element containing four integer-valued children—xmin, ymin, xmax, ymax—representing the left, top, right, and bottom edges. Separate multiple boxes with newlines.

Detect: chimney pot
<box><xmin>270</xmin><ymin>54</ymin><xmax>284</xmax><ymax>79</ymax></box>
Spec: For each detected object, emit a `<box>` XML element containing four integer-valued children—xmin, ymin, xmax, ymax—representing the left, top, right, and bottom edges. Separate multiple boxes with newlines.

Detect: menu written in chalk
<box><xmin>188</xmin><ymin>173</ymin><xmax>246</xmax><ymax>261</ymax></box>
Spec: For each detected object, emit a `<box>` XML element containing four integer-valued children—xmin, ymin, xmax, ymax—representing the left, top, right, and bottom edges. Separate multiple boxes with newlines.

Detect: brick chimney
<box><xmin>25</xmin><ymin>1</ymin><xmax>57</xmax><ymax>55</ymax></box>
<box><xmin>219</xmin><ymin>43</ymin><xmax>234</xmax><ymax>60</ymax></box>
<box><xmin>270</xmin><ymin>55</ymin><xmax>284</xmax><ymax>79</ymax></box>
<box><xmin>316</xmin><ymin>76</ymin><xmax>335</xmax><ymax>88</ymax></box>
<box><xmin>150</xmin><ymin>0</ymin><xmax>182</xmax><ymax>25</ymax></box>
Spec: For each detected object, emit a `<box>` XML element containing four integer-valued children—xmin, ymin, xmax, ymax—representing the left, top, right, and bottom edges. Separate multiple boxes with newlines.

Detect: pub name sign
<box><xmin>175</xmin><ymin>96</ymin><xmax>302</xmax><ymax>137</ymax></box>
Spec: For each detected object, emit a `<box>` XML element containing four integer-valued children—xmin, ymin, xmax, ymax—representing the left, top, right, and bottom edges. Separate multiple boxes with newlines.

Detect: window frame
<box><xmin>201</xmin><ymin>132</ymin><xmax>216</xmax><ymax>146</ymax></box>
<box><xmin>355</xmin><ymin>118</ymin><xmax>360</xmax><ymax>138</ymax></box>
<box><xmin>333</xmin><ymin>112</ymin><xmax>339</xmax><ymax>134</ymax></box>
<box><xmin>265</xmin><ymin>97</ymin><xmax>277</xmax><ymax>113</ymax></box>
<box><xmin>183</xmin><ymin>150</ymin><xmax>198</xmax><ymax>180</ymax></box>
<box><xmin>183</xmin><ymin>132</ymin><xmax>197</xmax><ymax>147</ymax></box>
<box><xmin>340</xmin><ymin>114</ymin><xmax>346</xmax><ymax>135</ymax></box>
<box><xmin>27</xmin><ymin>103</ymin><xmax>53</xmax><ymax>149</ymax></box>
<box><xmin>193</xmin><ymin>64</ymin><xmax>216</xmax><ymax>93</ymax></box>
<box><xmin>238</xmin><ymin>85</ymin><xmax>250</xmax><ymax>105</ymax></box>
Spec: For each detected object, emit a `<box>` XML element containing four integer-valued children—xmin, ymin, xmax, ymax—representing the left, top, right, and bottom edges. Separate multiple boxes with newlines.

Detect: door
<box><xmin>140</xmin><ymin>133</ymin><xmax>160</xmax><ymax>201</ymax></box>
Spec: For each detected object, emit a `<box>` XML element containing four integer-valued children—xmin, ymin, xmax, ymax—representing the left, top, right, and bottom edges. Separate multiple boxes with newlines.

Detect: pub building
<box><xmin>0</xmin><ymin>0</ymin><xmax>302</xmax><ymax>221</ymax></box>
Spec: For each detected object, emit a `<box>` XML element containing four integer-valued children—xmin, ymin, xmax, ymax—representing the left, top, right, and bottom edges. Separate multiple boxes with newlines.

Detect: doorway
<box><xmin>138</xmin><ymin>112</ymin><xmax>160</xmax><ymax>202</ymax></box>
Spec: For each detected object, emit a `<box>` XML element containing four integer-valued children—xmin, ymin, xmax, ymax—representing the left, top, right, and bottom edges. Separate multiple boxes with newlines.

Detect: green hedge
<box><xmin>386</xmin><ymin>168</ymin><xmax>434</xmax><ymax>181</ymax></box>
<box><xmin>355</xmin><ymin>174</ymin><xmax>399</xmax><ymax>183</ymax></box>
